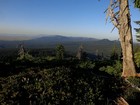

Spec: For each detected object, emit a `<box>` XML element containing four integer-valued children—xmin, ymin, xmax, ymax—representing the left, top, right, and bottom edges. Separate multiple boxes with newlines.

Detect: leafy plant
<box><xmin>134</xmin><ymin>52</ymin><xmax>140</xmax><ymax>68</ymax></box>
<box><xmin>0</xmin><ymin>66</ymin><xmax>125</xmax><ymax>105</ymax></box>
<box><xmin>99</xmin><ymin>61</ymin><xmax>122</xmax><ymax>76</ymax></box>
<box><xmin>77</xmin><ymin>60</ymin><xmax>95</xmax><ymax>69</ymax></box>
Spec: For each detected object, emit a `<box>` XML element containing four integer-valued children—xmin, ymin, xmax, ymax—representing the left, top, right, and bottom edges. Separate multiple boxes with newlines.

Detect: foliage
<box><xmin>133</xmin><ymin>0</ymin><xmax>140</xmax><ymax>8</ymax></box>
<box><xmin>99</xmin><ymin>61</ymin><xmax>122</xmax><ymax>76</ymax></box>
<box><xmin>76</xmin><ymin>60</ymin><xmax>95</xmax><ymax>69</ymax></box>
<box><xmin>110</xmin><ymin>52</ymin><xmax>118</xmax><ymax>60</ymax></box>
<box><xmin>127</xmin><ymin>77</ymin><xmax>140</xmax><ymax>87</ymax></box>
<box><xmin>56</xmin><ymin>44</ymin><xmax>65</xmax><ymax>60</ymax></box>
<box><xmin>124</xmin><ymin>77</ymin><xmax>140</xmax><ymax>105</ymax></box>
<box><xmin>0</xmin><ymin>66</ymin><xmax>126</xmax><ymax>105</ymax></box>
<box><xmin>134</xmin><ymin>46</ymin><xmax>140</xmax><ymax>68</ymax></box>
<box><xmin>17</xmin><ymin>44</ymin><xmax>34</xmax><ymax>61</ymax></box>
<box><xmin>46</xmin><ymin>56</ymin><xmax>56</xmax><ymax>61</ymax></box>
<box><xmin>0</xmin><ymin>48</ymin><xmax>140</xmax><ymax>104</ymax></box>
<box><xmin>17</xmin><ymin>53</ymin><xmax>34</xmax><ymax>61</ymax></box>
<box><xmin>134</xmin><ymin>21</ymin><xmax>140</xmax><ymax>42</ymax></box>
<box><xmin>134</xmin><ymin>52</ymin><xmax>140</xmax><ymax>68</ymax></box>
<box><xmin>110</xmin><ymin>45</ymin><xmax>119</xmax><ymax>60</ymax></box>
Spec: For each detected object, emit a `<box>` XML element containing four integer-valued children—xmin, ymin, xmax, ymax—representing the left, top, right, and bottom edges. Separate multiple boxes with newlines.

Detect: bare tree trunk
<box><xmin>119</xmin><ymin>0</ymin><xmax>136</xmax><ymax>77</ymax></box>
<box><xmin>116</xmin><ymin>97</ymin><xmax>129</xmax><ymax>105</ymax></box>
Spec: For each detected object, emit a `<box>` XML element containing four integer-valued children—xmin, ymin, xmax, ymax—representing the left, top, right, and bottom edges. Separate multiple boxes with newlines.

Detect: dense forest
<box><xmin>0</xmin><ymin>43</ymin><xmax>140</xmax><ymax>105</ymax></box>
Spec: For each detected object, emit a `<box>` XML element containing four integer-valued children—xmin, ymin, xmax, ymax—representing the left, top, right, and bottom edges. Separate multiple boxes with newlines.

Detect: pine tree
<box><xmin>56</xmin><ymin>44</ymin><xmax>65</xmax><ymax>60</ymax></box>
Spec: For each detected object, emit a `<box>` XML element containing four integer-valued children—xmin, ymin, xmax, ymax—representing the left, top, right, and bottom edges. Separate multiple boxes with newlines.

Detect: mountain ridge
<box><xmin>0</xmin><ymin>35</ymin><xmax>123</xmax><ymax>56</ymax></box>
<box><xmin>0</xmin><ymin>34</ymin><xmax>98</xmax><ymax>41</ymax></box>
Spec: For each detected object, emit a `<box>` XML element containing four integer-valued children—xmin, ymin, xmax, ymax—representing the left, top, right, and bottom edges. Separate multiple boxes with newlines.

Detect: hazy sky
<box><xmin>0</xmin><ymin>0</ymin><xmax>140</xmax><ymax>40</ymax></box>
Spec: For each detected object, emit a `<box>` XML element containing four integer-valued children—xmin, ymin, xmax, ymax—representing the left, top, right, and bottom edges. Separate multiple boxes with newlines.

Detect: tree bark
<box><xmin>119</xmin><ymin>0</ymin><xmax>136</xmax><ymax>77</ymax></box>
<box><xmin>116</xmin><ymin>97</ymin><xmax>129</xmax><ymax>105</ymax></box>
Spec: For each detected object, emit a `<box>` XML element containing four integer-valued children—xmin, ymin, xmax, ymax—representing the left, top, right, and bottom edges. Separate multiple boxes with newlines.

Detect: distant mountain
<box><xmin>0</xmin><ymin>35</ymin><xmax>121</xmax><ymax>56</ymax></box>
<box><xmin>29</xmin><ymin>35</ymin><xmax>98</xmax><ymax>43</ymax></box>
<box><xmin>0</xmin><ymin>34</ymin><xmax>98</xmax><ymax>41</ymax></box>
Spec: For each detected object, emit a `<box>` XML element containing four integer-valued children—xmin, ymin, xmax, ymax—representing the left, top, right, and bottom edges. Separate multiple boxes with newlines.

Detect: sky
<box><xmin>0</xmin><ymin>0</ymin><xmax>140</xmax><ymax>40</ymax></box>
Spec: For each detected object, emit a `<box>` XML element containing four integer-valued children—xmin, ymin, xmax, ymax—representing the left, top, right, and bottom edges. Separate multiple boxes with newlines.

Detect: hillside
<box><xmin>0</xmin><ymin>35</ymin><xmax>140</xmax><ymax>105</ymax></box>
<box><xmin>0</xmin><ymin>35</ymin><xmax>121</xmax><ymax>56</ymax></box>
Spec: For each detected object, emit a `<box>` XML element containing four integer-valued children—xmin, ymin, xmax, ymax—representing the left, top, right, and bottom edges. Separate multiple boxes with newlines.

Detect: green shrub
<box><xmin>17</xmin><ymin>53</ymin><xmax>34</xmax><ymax>61</ymax></box>
<box><xmin>0</xmin><ymin>67</ymin><xmax>125</xmax><ymax>105</ymax></box>
<box><xmin>56</xmin><ymin>44</ymin><xmax>65</xmax><ymax>60</ymax></box>
<box><xmin>124</xmin><ymin>77</ymin><xmax>140</xmax><ymax>105</ymax></box>
<box><xmin>47</xmin><ymin>56</ymin><xmax>56</xmax><ymax>61</ymax></box>
<box><xmin>134</xmin><ymin>52</ymin><xmax>140</xmax><ymax>68</ymax></box>
<box><xmin>99</xmin><ymin>61</ymin><xmax>122</xmax><ymax>76</ymax></box>
<box><xmin>77</xmin><ymin>60</ymin><xmax>95</xmax><ymax>69</ymax></box>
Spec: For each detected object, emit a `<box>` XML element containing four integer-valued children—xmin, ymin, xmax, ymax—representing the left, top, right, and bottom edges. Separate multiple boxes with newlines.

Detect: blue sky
<box><xmin>0</xmin><ymin>0</ymin><xmax>140</xmax><ymax>40</ymax></box>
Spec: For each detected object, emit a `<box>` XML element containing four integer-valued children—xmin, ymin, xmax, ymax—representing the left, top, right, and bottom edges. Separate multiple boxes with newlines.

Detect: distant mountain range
<box><xmin>0</xmin><ymin>35</ymin><xmax>121</xmax><ymax>56</ymax></box>
<box><xmin>0</xmin><ymin>34</ymin><xmax>98</xmax><ymax>41</ymax></box>
<box><xmin>29</xmin><ymin>35</ymin><xmax>98</xmax><ymax>42</ymax></box>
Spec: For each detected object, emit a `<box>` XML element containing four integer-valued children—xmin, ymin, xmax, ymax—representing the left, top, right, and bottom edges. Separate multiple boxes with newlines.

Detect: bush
<box><xmin>17</xmin><ymin>53</ymin><xmax>34</xmax><ymax>61</ymax></box>
<box><xmin>124</xmin><ymin>77</ymin><xmax>140</xmax><ymax>105</ymax></box>
<box><xmin>77</xmin><ymin>60</ymin><xmax>95</xmax><ymax>69</ymax></box>
<box><xmin>134</xmin><ymin>52</ymin><xmax>140</xmax><ymax>68</ymax></box>
<box><xmin>99</xmin><ymin>61</ymin><xmax>122</xmax><ymax>76</ymax></box>
<box><xmin>0</xmin><ymin>67</ymin><xmax>125</xmax><ymax>105</ymax></box>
